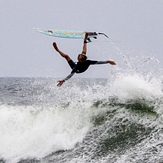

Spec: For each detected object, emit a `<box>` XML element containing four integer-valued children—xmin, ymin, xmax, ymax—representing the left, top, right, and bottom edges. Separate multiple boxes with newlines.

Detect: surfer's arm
<box><xmin>63</xmin><ymin>72</ymin><xmax>75</xmax><ymax>81</ymax></box>
<box><xmin>95</xmin><ymin>60</ymin><xmax>116</xmax><ymax>65</ymax></box>
<box><xmin>57</xmin><ymin>72</ymin><xmax>75</xmax><ymax>87</ymax></box>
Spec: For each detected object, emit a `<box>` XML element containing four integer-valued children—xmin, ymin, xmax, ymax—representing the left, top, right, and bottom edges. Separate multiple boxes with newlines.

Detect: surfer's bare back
<box><xmin>53</xmin><ymin>33</ymin><xmax>116</xmax><ymax>87</ymax></box>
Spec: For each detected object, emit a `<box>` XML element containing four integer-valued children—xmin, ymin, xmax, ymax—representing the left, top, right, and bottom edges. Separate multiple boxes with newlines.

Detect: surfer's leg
<box><xmin>68</xmin><ymin>60</ymin><xmax>76</xmax><ymax>69</ymax></box>
<box><xmin>53</xmin><ymin>42</ymin><xmax>71</xmax><ymax>61</ymax></box>
<box><xmin>81</xmin><ymin>33</ymin><xmax>89</xmax><ymax>55</ymax></box>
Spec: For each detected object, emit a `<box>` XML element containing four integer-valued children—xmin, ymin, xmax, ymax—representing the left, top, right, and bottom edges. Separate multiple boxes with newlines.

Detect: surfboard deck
<box><xmin>34</xmin><ymin>28</ymin><xmax>108</xmax><ymax>41</ymax></box>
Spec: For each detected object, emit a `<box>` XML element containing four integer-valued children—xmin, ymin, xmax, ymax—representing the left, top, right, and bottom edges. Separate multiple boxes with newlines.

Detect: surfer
<box><xmin>53</xmin><ymin>33</ymin><xmax>116</xmax><ymax>87</ymax></box>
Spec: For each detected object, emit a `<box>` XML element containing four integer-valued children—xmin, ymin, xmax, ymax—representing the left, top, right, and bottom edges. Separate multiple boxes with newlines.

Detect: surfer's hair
<box><xmin>78</xmin><ymin>54</ymin><xmax>87</xmax><ymax>61</ymax></box>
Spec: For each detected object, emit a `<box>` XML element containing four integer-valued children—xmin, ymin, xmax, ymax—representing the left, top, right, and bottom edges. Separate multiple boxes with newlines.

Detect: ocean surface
<box><xmin>0</xmin><ymin>72</ymin><xmax>163</xmax><ymax>163</ymax></box>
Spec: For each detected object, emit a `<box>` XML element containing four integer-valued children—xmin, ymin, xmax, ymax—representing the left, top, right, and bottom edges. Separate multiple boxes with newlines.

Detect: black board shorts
<box><xmin>68</xmin><ymin>60</ymin><xmax>76</xmax><ymax>70</ymax></box>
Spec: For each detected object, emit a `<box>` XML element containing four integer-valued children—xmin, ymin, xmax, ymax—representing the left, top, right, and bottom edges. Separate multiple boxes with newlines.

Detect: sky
<box><xmin>0</xmin><ymin>0</ymin><xmax>163</xmax><ymax>78</ymax></box>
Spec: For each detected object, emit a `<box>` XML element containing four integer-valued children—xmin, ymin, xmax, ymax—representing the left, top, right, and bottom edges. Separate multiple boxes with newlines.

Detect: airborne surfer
<box><xmin>53</xmin><ymin>33</ymin><xmax>116</xmax><ymax>87</ymax></box>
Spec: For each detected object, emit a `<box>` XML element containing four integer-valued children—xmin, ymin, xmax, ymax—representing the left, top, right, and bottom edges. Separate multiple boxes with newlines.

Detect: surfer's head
<box><xmin>78</xmin><ymin>54</ymin><xmax>87</xmax><ymax>62</ymax></box>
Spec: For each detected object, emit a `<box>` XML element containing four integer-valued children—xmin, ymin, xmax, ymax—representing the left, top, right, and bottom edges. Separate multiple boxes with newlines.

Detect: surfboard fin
<box><xmin>86</xmin><ymin>38</ymin><xmax>92</xmax><ymax>43</ymax></box>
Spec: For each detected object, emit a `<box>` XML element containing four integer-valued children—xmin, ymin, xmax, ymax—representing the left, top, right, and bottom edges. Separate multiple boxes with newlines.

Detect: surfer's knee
<box><xmin>64</xmin><ymin>54</ymin><xmax>71</xmax><ymax>61</ymax></box>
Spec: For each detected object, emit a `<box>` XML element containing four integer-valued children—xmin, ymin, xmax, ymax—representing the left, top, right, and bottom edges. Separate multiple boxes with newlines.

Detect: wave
<box><xmin>0</xmin><ymin>71</ymin><xmax>163</xmax><ymax>162</ymax></box>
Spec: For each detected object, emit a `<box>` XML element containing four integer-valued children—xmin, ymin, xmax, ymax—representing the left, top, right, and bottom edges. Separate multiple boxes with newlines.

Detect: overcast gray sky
<box><xmin>0</xmin><ymin>0</ymin><xmax>163</xmax><ymax>78</ymax></box>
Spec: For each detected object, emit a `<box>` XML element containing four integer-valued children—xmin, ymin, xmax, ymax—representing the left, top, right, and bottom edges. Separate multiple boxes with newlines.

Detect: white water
<box><xmin>0</xmin><ymin>104</ymin><xmax>93</xmax><ymax>162</ymax></box>
<box><xmin>0</xmin><ymin>71</ymin><xmax>163</xmax><ymax>163</ymax></box>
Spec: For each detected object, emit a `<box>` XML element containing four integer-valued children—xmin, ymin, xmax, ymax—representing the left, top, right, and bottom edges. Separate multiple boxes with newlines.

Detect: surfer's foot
<box><xmin>84</xmin><ymin>33</ymin><xmax>89</xmax><ymax>40</ymax></box>
<box><xmin>53</xmin><ymin>42</ymin><xmax>59</xmax><ymax>52</ymax></box>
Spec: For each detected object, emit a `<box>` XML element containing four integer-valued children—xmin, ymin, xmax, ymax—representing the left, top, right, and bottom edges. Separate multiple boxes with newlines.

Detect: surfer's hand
<box><xmin>57</xmin><ymin>80</ymin><xmax>65</xmax><ymax>87</ymax></box>
<box><xmin>53</xmin><ymin>42</ymin><xmax>59</xmax><ymax>52</ymax></box>
<box><xmin>108</xmin><ymin>60</ymin><xmax>116</xmax><ymax>65</ymax></box>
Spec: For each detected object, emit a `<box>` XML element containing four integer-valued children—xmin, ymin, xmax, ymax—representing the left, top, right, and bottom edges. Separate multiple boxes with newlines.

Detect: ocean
<box><xmin>0</xmin><ymin>72</ymin><xmax>163</xmax><ymax>163</ymax></box>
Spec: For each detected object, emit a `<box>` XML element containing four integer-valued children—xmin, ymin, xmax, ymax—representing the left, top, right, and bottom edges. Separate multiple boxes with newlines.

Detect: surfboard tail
<box><xmin>87</xmin><ymin>32</ymin><xmax>109</xmax><ymax>39</ymax></box>
<box><xmin>98</xmin><ymin>33</ymin><xmax>109</xmax><ymax>38</ymax></box>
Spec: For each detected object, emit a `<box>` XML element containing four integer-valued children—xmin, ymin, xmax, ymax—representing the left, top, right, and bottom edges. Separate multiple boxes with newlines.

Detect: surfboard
<box><xmin>34</xmin><ymin>28</ymin><xmax>109</xmax><ymax>42</ymax></box>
